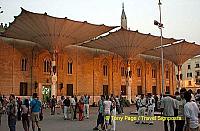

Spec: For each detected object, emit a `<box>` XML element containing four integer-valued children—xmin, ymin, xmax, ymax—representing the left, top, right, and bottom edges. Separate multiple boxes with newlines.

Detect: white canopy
<box><xmin>3</xmin><ymin>8</ymin><xmax>116</xmax><ymax>52</ymax></box>
<box><xmin>81</xmin><ymin>28</ymin><xmax>177</xmax><ymax>60</ymax></box>
<box><xmin>143</xmin><ymin>41</ymin><xmax>200</xmax><ymax>66</ymax></box>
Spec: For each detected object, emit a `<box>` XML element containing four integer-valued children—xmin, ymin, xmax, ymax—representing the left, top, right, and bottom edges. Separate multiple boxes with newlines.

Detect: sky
<box><xmin>0</xmin><ymin>0</ymin><xmax>200</xmax><ymax>43</ymax></box>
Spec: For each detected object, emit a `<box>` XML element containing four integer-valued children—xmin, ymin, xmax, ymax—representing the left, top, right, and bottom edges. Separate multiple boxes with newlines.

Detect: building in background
<box><xmin>180</xmin><ymin>56</ymin><xmax>200</xmax><ymax>91</ymax></box>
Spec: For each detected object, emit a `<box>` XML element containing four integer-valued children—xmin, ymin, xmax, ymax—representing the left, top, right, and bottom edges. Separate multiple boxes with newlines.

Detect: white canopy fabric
<box><xmin>143</xmin><ymin>41</ymin><xmax>200</xmax><ymax>66</ymax></box>
<box><xmin>81</xmin><ymin>28</ymin><xmax>176</xmax><ymax>60</ymax></box>
<box><xmin>3</xmin><ymin>8</ymin><xmax>116</xmax><ymax>52</ymax></box>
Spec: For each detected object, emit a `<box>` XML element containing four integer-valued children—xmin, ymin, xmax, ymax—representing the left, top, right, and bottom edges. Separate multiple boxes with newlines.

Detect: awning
<box><xmin>143</xmin><ymin>41</ymin><xmax>200</xmax><ymax>66</ymax></box>
<box><xmin>81</xmin><ymin>28</ymin><xmax>177</xmax><ymax>60</ymax></box>
<box><xmin>3</xmin><ymin>8</ymin><xmax>116</xmax><ymax>52</ymax></box>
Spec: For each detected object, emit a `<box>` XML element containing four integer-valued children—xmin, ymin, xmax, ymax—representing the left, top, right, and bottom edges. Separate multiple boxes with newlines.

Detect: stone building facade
<box><xmin>0</xmin><ymin>38</ymin><xmax>176</xmax><ymax>102</ymax></box>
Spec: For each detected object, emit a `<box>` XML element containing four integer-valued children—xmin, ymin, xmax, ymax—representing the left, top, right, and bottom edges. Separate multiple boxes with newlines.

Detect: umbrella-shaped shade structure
<box><xmin>143</xmin><ymin>41</ymin><xmax>200</xmax><ymax>66</ymax></box>
<box><xmin>81</xmin><ymin>28</ymin><xmax>177</xmax><ymax>60</ymax></box>
<box><xmin>3</xmin><ymin>8</ymin><xmax>116</xmax><ymax>52</ymax></box>
<box><xmin>143</xmin><ymin>41</ymin><xmax>200</xmax><ymax>90</ymax></box>
<box><xmin>81</xmin><ymin>28</ymin><xmax>177</xmax><ymax>102</ymax></box>
<box><xmin>2</xmin><ymin>8</ymin><xmax>116</xmax><ymax>97</ymax></box>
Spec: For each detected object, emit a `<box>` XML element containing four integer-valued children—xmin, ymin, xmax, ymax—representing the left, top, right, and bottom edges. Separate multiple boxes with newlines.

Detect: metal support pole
<box><xmin>160</xmin><ymin>29</ymin><xmax>164</xmax><ymax>95</ymax></box>
<box><xmin>158</xmin><ymin>0</ymin><xmax>165</xmax><ymax>95</ymax></box>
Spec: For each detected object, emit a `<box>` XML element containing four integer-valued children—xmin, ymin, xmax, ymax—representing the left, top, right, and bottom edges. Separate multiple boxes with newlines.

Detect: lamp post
<box><xmin>154</xmin><ymin>0</ymin><xmax>164</xmax><ymax>96</ymax></box>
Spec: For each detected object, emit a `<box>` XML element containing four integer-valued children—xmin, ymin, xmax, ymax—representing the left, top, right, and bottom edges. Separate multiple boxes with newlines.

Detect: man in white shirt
<box><xmin>195</xmin><ymin>89</ymin><xmax>200</xmax><ymax>109</ymax></box>
<box><xmin>160</xmin><ymin>92</ymin><xmax>177</xmax><ymax>131</ymax></box>
<box><xmin>70</xmin><ymin>95</ymin><xmax>76</xmax><ymax>120</ymax></box>
<box><xmin>184</xmin><ymin>91</ymin><xmax>199</xmax><ymax>131</ymax></box>
<box><xmin>175</xmin><ymin>88</ymin><xmax>187</xmax><ymax>131</ymax></box>
<box><xmin>83</xmin><ymin>94</ymin><xmax>90</xmax><ymax>119</ymax></box>
<box><xmin>147</xmin><ymin>93</ymin><xmax>155</xmax><ymax>125</ymax></box>
<box><xmin>135</xmin><ymin>94</ymin><xmax>146</xmax><ymax>124</ymax></box>
<box><xmin>103</xmin><ymin>95</ymin><xmax>112</xmax><ymax>130</ymax></box>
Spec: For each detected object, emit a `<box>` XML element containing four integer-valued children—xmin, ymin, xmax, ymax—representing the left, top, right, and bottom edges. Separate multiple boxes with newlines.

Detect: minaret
<box><xmin>121</xmin><ymin>2</ymin><xmax>127</xmax><ymax>29</ymax></box>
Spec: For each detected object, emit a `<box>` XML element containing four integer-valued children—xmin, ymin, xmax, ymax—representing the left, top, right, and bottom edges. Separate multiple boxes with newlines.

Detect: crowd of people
<box><xmin>0</xmin><ymin>92</ymin><xmax>126</xmax><ymax>131</ymax></box>
<box><xmin>58</xmin><ymin>94</ymin><xmax>90</xmax><ymax>121</ymax></box>
<box><xmin>93</xmin><ymin>94</ymin><xmax>125</xmax><ymax>131</ymax></box>
<box><xmin>0</xmin><ymin>88</ymin><xmax>200</xmax><ymax>131</ymax></box>
<box><xmin>135</xmin><ymin>89</ymin><xmax>200</xmax><ymax>131</ymax></box>
<box><xmin>0</xmin><ymin>93</ymin><xmax>42</xmax><ymax>131</ymax></box>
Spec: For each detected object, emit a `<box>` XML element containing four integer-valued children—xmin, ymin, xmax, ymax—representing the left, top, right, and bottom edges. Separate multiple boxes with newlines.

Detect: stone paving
<box><xmin>0</xmin><ymin>105</ymin><xmax>164</xmax><ymax>131</ymax></box>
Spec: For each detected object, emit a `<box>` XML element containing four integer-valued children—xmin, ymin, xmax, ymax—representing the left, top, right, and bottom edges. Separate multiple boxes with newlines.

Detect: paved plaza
<box><xmin>0</xmin><ymin>105</ymin><xmax>164</xmax><ymax>131</ymax></box>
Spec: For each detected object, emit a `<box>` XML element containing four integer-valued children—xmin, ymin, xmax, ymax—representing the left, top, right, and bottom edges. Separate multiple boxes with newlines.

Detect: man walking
<box><xmin>115</xmin><ymin>96</ymin><xmax>121</xmax><ymax>114</ymax></box>
<box><xmin>160</xmin><ymin>92</ymin><xmax>176</xmax><ymax>131</ymax></box>
<box><xmin>103</xmin><ymin>95</ymin><xmax>112</xmax><ymax>131</ymax></box>
<box><xmin>70</xmin><ymin>95</ymin><xmax>76</xmax><ymax>120</ymax></box>
<box><xmin>135</xmin><ymin>94</ymin><xmax>146</xmax><ymax>124</ymax></box>
<box><xmin>146</xmin><ymin>93</ymin><xmax>155</xmax><ymax>125</ymax></box>
<box><xmin>50</xmin><ymin>95</ymin><xmax>57</xmax><ymax>115</ymax></box>
<box><xmin>30</xmin><ymin>93</ymin><xmax>42</xmax><ymax>131</ymax></box>
<box><xmin>84</xmin><ymin>94</ymin><xmax>90</xmax><ymax>119</ymax></box>
<box><xmin>74</xmin><ymin>96</ymin><xmax>78</xmax><ymax>119</ymax></box>
<box><xmin>175</xmin><ymin>88</ymin><xmax>186</xmax><ymax>131</ymax></box>
<box><xmin>184</xmin><ymin>91</ymin><xmax>199</xmax><ymax>131</ymax></box>
<box><xmin>63</xmin><ymin>97</ymin><xmax>70</xmax><ymax>120</ymax></box>
<box><xmin>93</xmin><ymin>95</ymin><xmax>105</xmax><ymax>130</ymax></box>
<box><xmin>7</xmin><ymin>94</ymin><xmax>17</xmax><ymax>131</ymax></box>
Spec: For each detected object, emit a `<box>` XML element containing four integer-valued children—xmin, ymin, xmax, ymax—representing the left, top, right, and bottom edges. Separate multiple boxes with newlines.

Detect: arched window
<box><xmin>21</xmin><ymin>58</ymin><xmax>27</xmax><ymax>71</ymax></box>
<box><xmin>165</xmin><ymin>65</ymin><xmax>170</xmax><ymax>79</ymax></box>
<box><xmin>67</xmin><ymin>59</ymin><xmax>73</xmax><ymax>75</ymax></box>
<box><xmin>137</xmin><ymin>68</ymin><xmax>141</xmax><ymax>77</ymax></box>
<box><xmin>166</xmin><ymin>70</ymin><xmax>169</xmax><ymax>79</ymax></box>
<box><xmin>44</xmin><ymin>59</ymin><xmax>51</xmax><ymax>73</ymax></box>
<box><xmin>121</xmin><ymin>66</ymin><xmax>125</xmax><ymax>77</ymax></box>
<box><xmin>152</xmin><ymin>69</ymin><xmax>156</xmax><ymax>78</ymax></box>
<box><xmin>102</xmin><ymin>59</ymin><xmax>109</xmax><ymax>77</ymax></box>
<box><xmin>120</xmin><ymin>61</ymin><xmax>126</xmax><ymax>77</ymax></box>
<box><xmin>103</xmin><ymin>64</ymin><xmax>108</xmax><ymax>76</ymax></box>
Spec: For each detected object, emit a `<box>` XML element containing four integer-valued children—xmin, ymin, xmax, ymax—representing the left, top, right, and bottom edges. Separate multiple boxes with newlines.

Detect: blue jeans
<box><xmin>8</xmin><ymin>115</ymin><xmax>16</xmax><ymax>131</ymax></box>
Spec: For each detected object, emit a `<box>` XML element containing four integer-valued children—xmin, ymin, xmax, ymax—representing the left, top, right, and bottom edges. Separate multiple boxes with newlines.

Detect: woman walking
<box><xmin>21</xmin><ymin>99</ymin><xmax>30</xmax><ymax>131</ymax></box>
<box><xmin>78</xmin><ymin>96</ymin><xmax>84</xmax><ymax>121</ymax></box>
